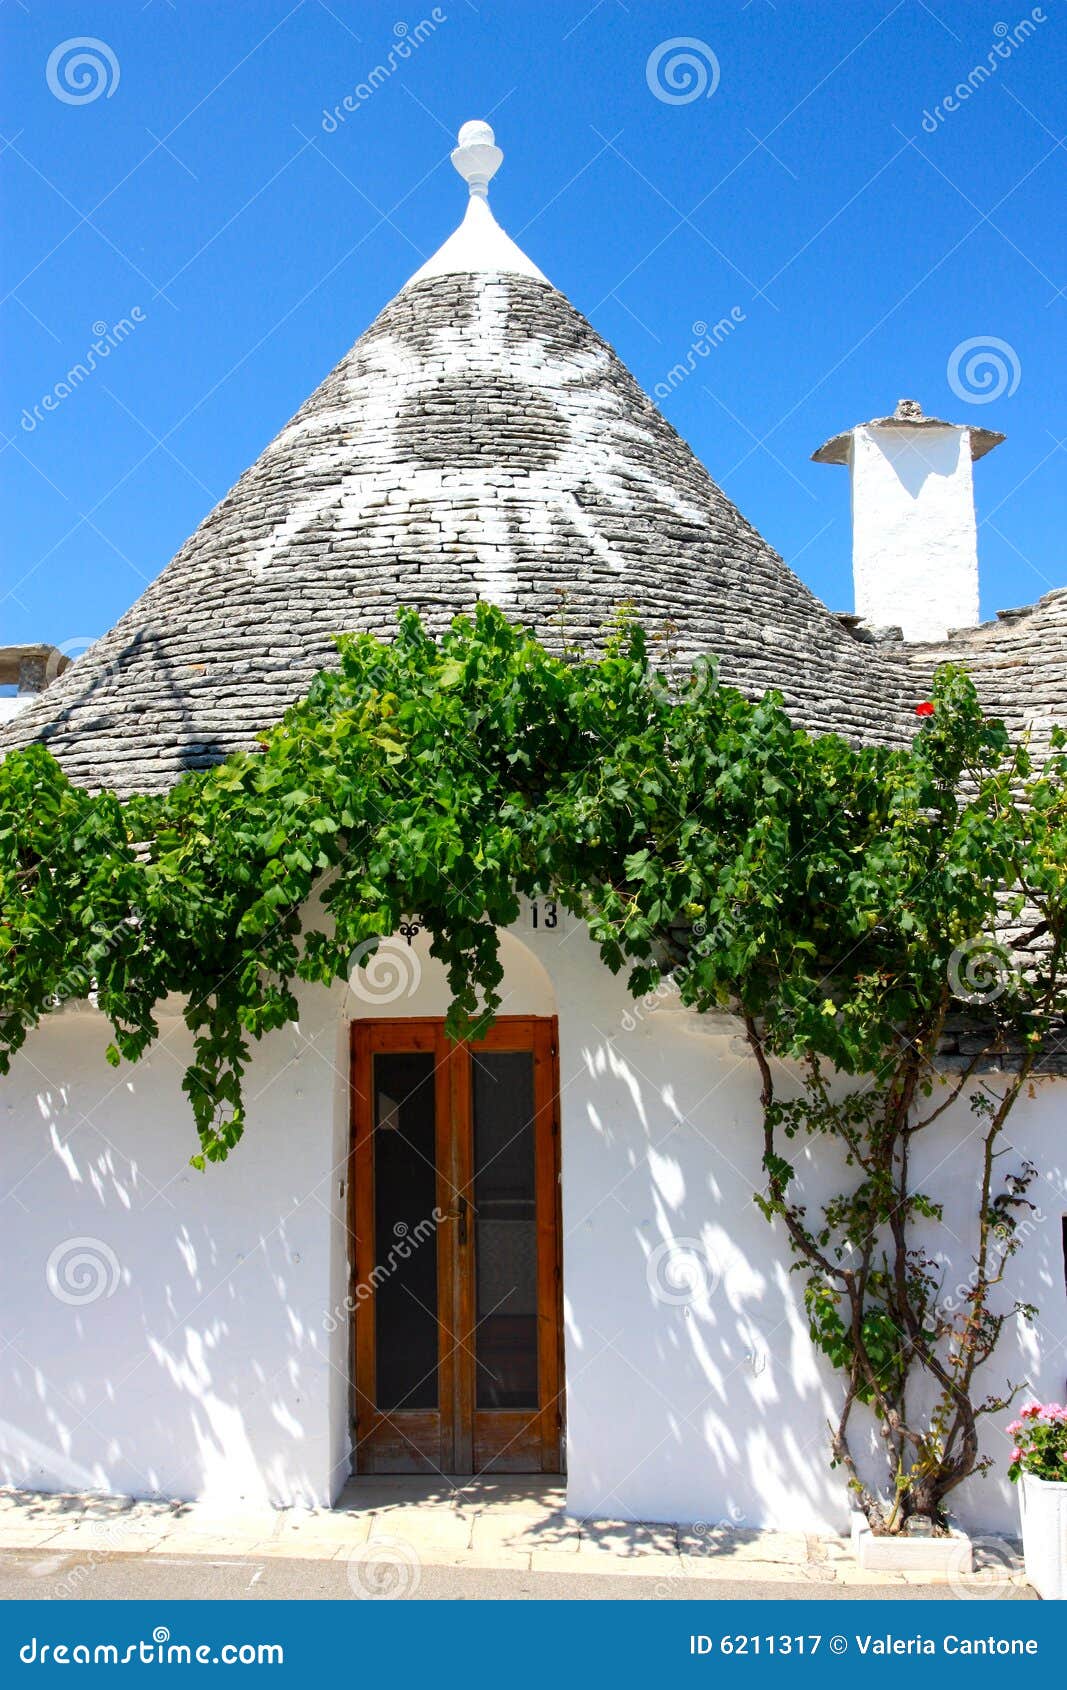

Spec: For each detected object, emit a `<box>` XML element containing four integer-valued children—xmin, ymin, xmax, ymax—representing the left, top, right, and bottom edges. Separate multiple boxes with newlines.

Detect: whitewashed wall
<box><xmin>1</xmin><ymin>906</ymin><xmax>1064</xmax><ymax>1535</ymax></box>
<box><xmin>850</xmin><ymin>423</ymin><xmax>981</xmax><ymax>642</ymax></box>
<box><xmin>0</xmin><ymin>985</ymin><xmax>351</xmax><ymax>1508</ymax></box>
<box><xmin>550</xmin><ymin>914</ymin><xmax>1067</xmax><ymax>1535</ymax></box>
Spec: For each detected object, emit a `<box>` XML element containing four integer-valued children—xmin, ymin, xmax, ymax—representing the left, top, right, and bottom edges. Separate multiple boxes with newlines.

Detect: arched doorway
<box><xmin>346</xmin><ymin>935</ymin><xmax>564</xmax><ymax>1476</ymax></box>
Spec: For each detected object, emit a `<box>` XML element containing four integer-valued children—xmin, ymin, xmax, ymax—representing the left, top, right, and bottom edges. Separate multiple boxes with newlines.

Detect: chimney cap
<box><xmin>811</xmin><ymin>398</ymin><xmax>1005</xmax><ymax>465</ymax></box>
<box><xmin>0</xmin><ymin>643</ymin><xmax>71</xmax><ymax>693</ymax></box>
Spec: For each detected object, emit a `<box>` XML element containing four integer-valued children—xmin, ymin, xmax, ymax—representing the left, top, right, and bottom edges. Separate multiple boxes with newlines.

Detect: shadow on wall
<box><xmin>0</xmin><ymin>1002</ymin><xmax>346</xmax><ymax>1508</ymax></box>
<box><xmin>561</xmin><ymin>1006</ymin><xmax>1067</xmax><ymax>1536</ymax></box>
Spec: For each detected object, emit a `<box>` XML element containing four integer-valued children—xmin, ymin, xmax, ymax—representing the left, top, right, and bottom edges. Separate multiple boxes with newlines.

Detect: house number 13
<box><xmin>529</xmin><ymin>899</ymin><xmax>558</xmax><ymax>929</ymax></box>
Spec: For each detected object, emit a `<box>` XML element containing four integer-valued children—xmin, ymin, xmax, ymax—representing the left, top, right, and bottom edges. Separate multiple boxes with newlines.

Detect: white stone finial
<box><xmin>451</xmin><ymin>119</ymin><xmax>503</xmax><ymax>199</ymax></box>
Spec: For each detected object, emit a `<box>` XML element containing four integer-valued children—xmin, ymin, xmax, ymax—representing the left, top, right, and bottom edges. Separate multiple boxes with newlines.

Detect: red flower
<box><xmin>915</xmin><ymin>701</ymin><xmax>935</xmax><ymax>718</ymax></box>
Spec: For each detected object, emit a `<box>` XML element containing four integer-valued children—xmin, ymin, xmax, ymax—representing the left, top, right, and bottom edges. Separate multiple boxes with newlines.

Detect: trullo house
<box><xmin>2</xmin><ymin>122</ymin><xmax>1064</xmax><ymax>1535</ymax></box>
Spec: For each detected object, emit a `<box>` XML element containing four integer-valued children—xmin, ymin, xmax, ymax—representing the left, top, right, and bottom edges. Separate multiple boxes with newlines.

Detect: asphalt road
<box><xmin>0</xmin><ymin>1548</ymin><xmax>1032</xmax><ymax>1602</ymax></box>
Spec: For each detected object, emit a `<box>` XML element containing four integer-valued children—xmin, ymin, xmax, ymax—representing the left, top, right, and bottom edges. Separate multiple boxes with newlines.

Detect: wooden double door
<box><xmin>349</xmin><ymin>1017</ymin><xmax>564</xmax><ymax>1474</ymax></box>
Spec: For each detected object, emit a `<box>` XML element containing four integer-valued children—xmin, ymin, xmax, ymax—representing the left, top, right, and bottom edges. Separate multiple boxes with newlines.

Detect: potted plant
<box><xmin>1008</xmin><ymin>1403</ymin><xmax>1067</xmax><ymax>1599</ymax></box>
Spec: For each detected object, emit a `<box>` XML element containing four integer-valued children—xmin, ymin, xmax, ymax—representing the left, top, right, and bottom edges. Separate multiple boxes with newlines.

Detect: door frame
<box><xmin>347</xmin><ymin>1015</ymin><xmax>565</xmax><ymax>1475</ymax></box>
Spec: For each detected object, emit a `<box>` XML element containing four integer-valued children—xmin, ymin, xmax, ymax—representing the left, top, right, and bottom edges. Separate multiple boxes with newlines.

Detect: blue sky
<box><xmin>2</xmin><ymin>0</ymin><xmax>1064</xmax><ymax>655</ymax></box>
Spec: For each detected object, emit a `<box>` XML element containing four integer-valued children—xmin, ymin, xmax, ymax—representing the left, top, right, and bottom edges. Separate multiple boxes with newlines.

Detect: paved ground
<box><xmin>0</xmin><ymin>1480</ymin><xmax>1032</xmax><ymax>1601</ymax></box>
<box><xmin>2</xmin><ymin>1547</ymin><xmax>1030</xmax><ymax>1602</ymax></box>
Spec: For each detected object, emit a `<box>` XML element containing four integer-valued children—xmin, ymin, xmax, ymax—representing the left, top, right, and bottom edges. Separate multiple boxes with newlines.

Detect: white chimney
<box><xmin>812</xmin><ymin>398</ymin><xmax>1004</xmax><ymax>643</ymax></box>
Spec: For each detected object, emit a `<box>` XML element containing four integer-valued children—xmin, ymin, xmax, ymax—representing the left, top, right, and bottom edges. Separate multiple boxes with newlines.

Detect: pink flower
<box><xmin>1006</xmin><ymin>1419</ymin><xmax>1023</xmax><ymax>1435</ymax></box>
<box><xmin>1011</xmin><ymin>1447</ymin><xmax>1022</xmax><ymax>1462</ymax></box>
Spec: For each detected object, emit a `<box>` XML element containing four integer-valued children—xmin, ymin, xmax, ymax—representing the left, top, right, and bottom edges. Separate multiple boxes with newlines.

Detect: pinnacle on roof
<box><xmin>405</xmin><ymin>119</ymin><xmax>548</xmax><ymax>287</ymax></box>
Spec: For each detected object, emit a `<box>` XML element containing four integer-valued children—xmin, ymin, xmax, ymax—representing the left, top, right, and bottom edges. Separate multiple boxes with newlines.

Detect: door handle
<box><xmin>445</xmin><ymin>1194</ymin><xmax>474</xmax><ymax>1244</ymax></box>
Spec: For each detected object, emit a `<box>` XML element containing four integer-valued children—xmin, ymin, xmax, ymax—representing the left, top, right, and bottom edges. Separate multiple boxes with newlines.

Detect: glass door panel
<box><xmin>351</xmin><ymin>1017</ymin><xmax>562</xmax><ymax>1475</ymax></box>
<box><xmin>372</xmin><ymin>1051</ymin><xmax>438</xmax><ymax>1412</ymax></box>
<box><xmin>471</xmin><ymin>1050</ymin><xmax>538</xmax><ymax>1409</ymax></box>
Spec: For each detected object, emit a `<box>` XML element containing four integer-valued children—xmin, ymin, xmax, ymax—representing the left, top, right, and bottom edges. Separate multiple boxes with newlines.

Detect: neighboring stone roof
<box><xmin>905</xmin><ymin>586</ymin><xmax>1067</xmax><ymax>765</ymax></box>
<box><xmin>0</xmin><ymin>123</ymin><xmax>924</xmax><ymax>795</ymax></box>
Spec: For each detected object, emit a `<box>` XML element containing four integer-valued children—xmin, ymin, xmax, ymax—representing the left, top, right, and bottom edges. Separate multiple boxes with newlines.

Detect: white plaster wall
<box><xmin>542</xmin><ymin>909</ymin><xmax>1066</xmax><ymax>1534</ymax></box>
<box><xmin>0</xmin><ymin>979</ymin><xmax>352</xmax><ymax>1508</ymax></box>
<box><xmin>2</xmin><ymin>905</ymin><xmax>1064</xmax><ymax>1537</ymax></box>
<box><xmin>850</xmin><ymin>424</ymin><xmax>981</xmax><ymax>642</ymax></box>
<box><xmin>0</xmin><ymin>922</ymin><xmax>555</xmax><ymax>1508</ymax></box>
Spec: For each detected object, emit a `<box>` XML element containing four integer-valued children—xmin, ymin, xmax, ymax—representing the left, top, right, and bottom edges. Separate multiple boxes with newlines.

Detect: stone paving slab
<box><xmin>470</xmin><ymin>1511</ymin><xmax>579</xmax><ymax>1553</ymax></box>
<box><xmin>368</xmin><ymin>1510</ymin><xmax>473</xmax><ymax>1552</ymax></box>
<box><xmin>0</xmin><ymin>1485</ymin><xmax>1028</xmax><ymax>1592</ymax></box>
<box><xmin>252</xmin><ymin>1537</ymin><xmax>348</xmax><ymax>1562</ymax></box>
<box><xmin>275</xmin><ymin>1517</ymin><xmax>370</xmax><ymax>1550</ymax></box>
<box><xmin>681</xmin><ymin>1527</ymin><xmax>808</xmax><ymax>1563</ymax></box>
<box><xmin>581</xmin><ymin>1521</ymin><xmax>679</xmax><ymax>1554</ymax></box>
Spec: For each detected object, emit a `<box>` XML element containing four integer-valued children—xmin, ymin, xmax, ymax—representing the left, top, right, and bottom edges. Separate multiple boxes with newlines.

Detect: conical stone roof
<box><xmin>5</xmin><ymin>121</ymin><xmax>918</xmax><ymax>794</ymax></box>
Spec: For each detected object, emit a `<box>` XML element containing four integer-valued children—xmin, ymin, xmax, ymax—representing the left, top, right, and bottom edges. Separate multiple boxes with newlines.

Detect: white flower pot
<box><xmin>1019</xmin><ymin>1472</ymin><xmax>1067</xmax><ymax>1600</ymax></box>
